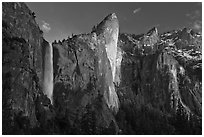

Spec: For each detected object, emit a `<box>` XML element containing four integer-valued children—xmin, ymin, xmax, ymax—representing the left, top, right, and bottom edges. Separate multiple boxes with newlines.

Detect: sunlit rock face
<box><xmin>95</xmin><ymin>13</ymin><xmax>120</xmax><ymax>113</ymax></box>
<box><xmin>117</xmin><ymin>27</ymin><xmax>201</xmax><ymax>116</ymax></box>
<box><xmin>95</xmin><ymin>13</ymin><xmax>119</xmax><ymax>82</ymax></box>
<box><xmin>52</xmin><ymin>13</ymin><xmax>120</xmax><ymax>133</ymax></box>
<box><xmin>141</xmin><ymin>27</ymin><xmax>160</xmax><ymax>54</ymax></box>
<box><xmin>115</xmin><ymin>47</ymin><xmax>123</xmax><ymax>86</ymax></box>
<box><xmin>116</xmin><ymin>27</ymin><xmax>202</xmax><ymax>134</ymax></box>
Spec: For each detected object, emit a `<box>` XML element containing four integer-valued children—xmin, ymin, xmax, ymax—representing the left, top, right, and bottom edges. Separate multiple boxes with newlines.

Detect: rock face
<box><xmin>52</xmin><ymin>13</ymin><xmax>120</xmax><ymax>134</ymax></box>
<box><xmin>2</xmin><ymin>2</ymin><xmax>41</xmax><ymax>133</ymax></box>
<box><xmin>95</xmin><ymin>13</ymin><xmax>120</xmax><ymax>113</ymax></box>
<box><xmin>116</xmin><ymin>27</ymin><xmax>202</xmax><ymax>134</ymax></box>
<box><xmin>2</xmin><ymin>2</ymin><xmax>202</xmax><ymax>135</ymax></box>
<box><xmin>2</xmin><ymin>2</ymin><xmax>54</xmax><ymax>134</ymax></box>
<box><xmin>95</xmin><ymin>13</ymin><xmax>119</xmax><ymax>82</ymax></box>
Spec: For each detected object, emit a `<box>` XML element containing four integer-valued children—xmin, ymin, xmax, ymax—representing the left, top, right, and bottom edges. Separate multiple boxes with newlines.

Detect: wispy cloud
<box><xmin>186</xmin><ymin>6</ymin><xmax>202</xmax><ymax>33</ymax></box>
<box><xmin>192</xmin><ymin>20</ymin><xmax>202</xmax><ymax>32</ymax></box>
<box><xmin>41</xmin><ymin>20</ymin><xmax>51</xmax><ymax>33</ymax></box>
<box><xmin>133</xmin><ymin>8</ymin><xmax>141</xmax><ymax>14</ymax></box>
<box><xmin>186</xmin><ymin>10</ymin><xmax>201</xmax><ymax>20</ymax></box>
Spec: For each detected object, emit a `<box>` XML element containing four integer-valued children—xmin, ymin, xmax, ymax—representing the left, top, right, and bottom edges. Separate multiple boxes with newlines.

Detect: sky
<box><xmin>26</xmin><ymin>2</ymin><xmax>202</xmax><ymax>43</ymax></box>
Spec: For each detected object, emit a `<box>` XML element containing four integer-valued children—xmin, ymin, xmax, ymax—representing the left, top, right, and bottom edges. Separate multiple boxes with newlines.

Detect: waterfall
<box><xmin>43</xmin><ymin>42</ymin><xmax>53</xmax><ymax>104</ymax></box>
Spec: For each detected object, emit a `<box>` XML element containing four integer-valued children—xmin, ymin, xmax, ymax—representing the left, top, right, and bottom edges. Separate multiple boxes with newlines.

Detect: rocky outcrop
<box><xmin>116</xmin><ymin>27</ymin><xmax>202</xmax><ymax>134</ymax></box>
<box><xmin>2</xmin><ymin>2</ymin><xmax>54</xmax><ymax>134</ymax></box>
<box><xmin>52</xmin><ymin>13</ymin><xmax>120</xmax><ymax>134</ymax></box>
<box><xmin>94</xmin><ymin>13</ymin><xmax>120</xmax><ymax>113</ymax></box>
<box><xmin>52</xmin><ymin>22</ymin><xmax>202</xmax><ymax>135</ymax></box>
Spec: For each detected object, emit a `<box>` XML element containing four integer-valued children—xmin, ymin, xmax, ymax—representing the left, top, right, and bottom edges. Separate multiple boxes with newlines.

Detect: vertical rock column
<box><xmin>115</xmin><ymin>47</ymin><xmax>123</xmax><ymax>86</ymax></box>
<box><xmin>157</xmin><ymin>51</ymin><xmax>191</xmax><ymax>114</ymax></box>
<box><xmin>95</xmin><ymin>13</ymin><xmax>120</xmax><ymax>113</ymax></box>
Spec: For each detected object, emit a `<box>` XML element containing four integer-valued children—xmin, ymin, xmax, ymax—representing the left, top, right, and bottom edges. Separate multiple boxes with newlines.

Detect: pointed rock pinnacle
<box><xmin>95</xmin><ymin>13</ymin><xmax>120</xmax><ymax>113</ymax></box>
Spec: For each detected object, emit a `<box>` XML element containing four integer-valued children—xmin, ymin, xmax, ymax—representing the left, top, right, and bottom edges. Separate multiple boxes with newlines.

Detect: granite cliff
<box><xmin>2</xmin><ymin>2</ymin><xmax>202</xmax><ymax>135</ymax></box>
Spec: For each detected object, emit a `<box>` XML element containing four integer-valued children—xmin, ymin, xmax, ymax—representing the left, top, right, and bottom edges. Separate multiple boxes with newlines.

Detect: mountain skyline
<box><xmin>26</xmin><ymin>2</ymin><xmax>202</xmax><ymax>43</ymax></box>
<box><xmin>2</xmin><ymin>2</ymin><xmax>202</xmax><ymax>134</ymax></box>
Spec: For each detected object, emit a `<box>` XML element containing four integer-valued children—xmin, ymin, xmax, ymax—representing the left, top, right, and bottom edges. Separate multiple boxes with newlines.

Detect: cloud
<box><xmin>186</xmin><ymin>7</ymin><xmax>202</xmax><ymax>33</ymax></box>
<box><xmin>41</xmin><ymin>20</ymin><xmax>51</xmax><ymax>33</ymax></box>
<box><xmin>186</xmin><ymin>10</ymin><xmax>201</xmax><ymax>20</ymax></box>
<box><xmin>133</xmin><ymin>8</ymin><xmax>141</xmax><ymax>14</ymax></box>
<box><xmin>192</xmin><ymin>20</ymin><xmax>202</xmax><ymax>33</ymax></box>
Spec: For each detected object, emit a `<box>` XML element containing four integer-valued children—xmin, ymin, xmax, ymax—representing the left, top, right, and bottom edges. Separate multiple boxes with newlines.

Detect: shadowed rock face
<box><xmin>2</xmin><ymin>2</ymin><xmax>54</xmax><ymax>134</ymax></box>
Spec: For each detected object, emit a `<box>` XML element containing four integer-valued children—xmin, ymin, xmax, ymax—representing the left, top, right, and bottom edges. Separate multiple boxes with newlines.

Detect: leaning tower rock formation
<box><xmin>96</xmin><ymin>13</ymin><xmax>119</xmax><ymax>82</ymax></box>
<box><xmin>95</xmin><ymin>13</ymin><xmax>120</xmax><ymax>113</ymax></box>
